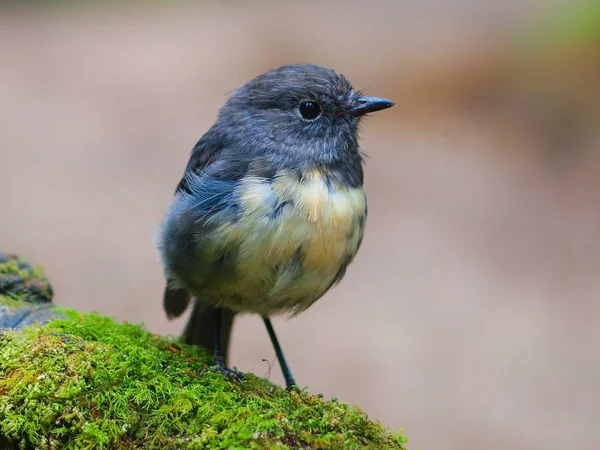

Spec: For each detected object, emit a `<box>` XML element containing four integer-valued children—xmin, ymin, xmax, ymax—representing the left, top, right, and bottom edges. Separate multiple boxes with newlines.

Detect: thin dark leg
<box><xmin>263</xmin><ymin>317</ymin><xmax>297</xmax><ymax>390</ymax></box>
<box><xmin>201</xmin><ymin>307</ymin><xmax>243</xmax><ymax>384</ymax></box>
<box><xmin>212</xmin><ymin>307</ymin><xmax>226</xmax><ymax>368</ymax></box>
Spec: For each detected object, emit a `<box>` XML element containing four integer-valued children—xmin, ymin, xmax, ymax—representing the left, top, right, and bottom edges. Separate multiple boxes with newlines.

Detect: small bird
<box><xmin>156</xmin><ymin>64</ymin><xmax>393</xmax><ymax>389</ymax></box>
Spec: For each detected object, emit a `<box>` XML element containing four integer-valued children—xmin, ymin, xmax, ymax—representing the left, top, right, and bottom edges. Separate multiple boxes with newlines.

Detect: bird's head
<box><xmin>216</xmin><ymin>64</ymin><xmax>394</xmax><ymax>167</ymax></box>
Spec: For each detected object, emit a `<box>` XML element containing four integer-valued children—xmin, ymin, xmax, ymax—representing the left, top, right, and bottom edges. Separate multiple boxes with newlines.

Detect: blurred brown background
<box><xmin>1</xmin><ymin>1</ymin><xmax>599</xmax><ymax>449</ymax></box>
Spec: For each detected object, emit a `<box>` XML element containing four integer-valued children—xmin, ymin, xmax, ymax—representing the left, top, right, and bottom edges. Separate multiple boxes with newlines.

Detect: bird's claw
<box><xmin>201</xmin><ymin>359</ymin><xmax>245</xmax><ymax>385</ymax></box>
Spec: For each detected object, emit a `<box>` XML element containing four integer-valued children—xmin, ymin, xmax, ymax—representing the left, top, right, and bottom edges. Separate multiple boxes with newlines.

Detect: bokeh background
<box><xmin>1</xmin><ymin>1</ymin><xmax>599</xmax><ymax>449</ymax></box>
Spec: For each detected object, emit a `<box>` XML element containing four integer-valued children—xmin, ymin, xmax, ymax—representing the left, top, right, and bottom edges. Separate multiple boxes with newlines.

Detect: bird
<box><xmin>156</xmin><ymin>63</ymin><xmax>394</xmax><ymax>390</ymax></box>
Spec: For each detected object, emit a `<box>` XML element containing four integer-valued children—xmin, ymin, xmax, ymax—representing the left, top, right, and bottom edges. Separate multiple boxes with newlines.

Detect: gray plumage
<box><xmin>156</xmin><ymin>64</ymin><xmax>393</xmax><ymax>370</ymax></box>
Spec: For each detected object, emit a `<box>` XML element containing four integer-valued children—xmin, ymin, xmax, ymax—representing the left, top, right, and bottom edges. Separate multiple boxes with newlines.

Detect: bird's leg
<box><xmin>201</xmin><ymin>307</ymin><xmax>244</xmax><ymax>384</ymax></box>
<box><xmin>263</xmin><ymin>317</ymin><xmax>297</xmax><ymax>390</ymax></box>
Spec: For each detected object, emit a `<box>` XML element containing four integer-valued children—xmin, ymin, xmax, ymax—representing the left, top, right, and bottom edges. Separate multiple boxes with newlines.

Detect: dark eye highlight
<box><xmin>298</xmin><ymin>101</ymin><xmax>321</xmax><ymax>120</ymax></box>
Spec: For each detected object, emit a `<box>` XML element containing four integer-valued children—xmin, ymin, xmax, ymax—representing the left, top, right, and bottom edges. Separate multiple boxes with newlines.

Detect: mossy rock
<box><xmin>0</xmin><ymin>253</ymin><xmax>408</xmax><ymax>449</ymax></box>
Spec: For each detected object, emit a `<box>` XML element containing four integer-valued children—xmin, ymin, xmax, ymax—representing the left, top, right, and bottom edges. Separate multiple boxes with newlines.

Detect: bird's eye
<box><xmin>298</xmin><ymin>101</ymin><xmax>321</xmax><ymax>120</ymax></box>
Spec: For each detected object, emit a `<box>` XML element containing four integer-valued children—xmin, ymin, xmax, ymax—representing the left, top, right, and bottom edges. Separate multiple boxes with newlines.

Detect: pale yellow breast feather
<box><xmin>236</xmin><ymin>170</ymin><xmax>366</xmax><ymax>272</ymax></box>
<box><xmin>271</xmin><ymin>169</ymin><xmax>365</xmax><ymax>235</ymax></box>
<box><xmin>203</xmin><ymin>170</ymin><xmax>366</xmax><ymax>314</ymax></box>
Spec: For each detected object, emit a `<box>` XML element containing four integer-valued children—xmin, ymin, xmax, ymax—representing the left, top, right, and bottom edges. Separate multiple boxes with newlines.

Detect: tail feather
<box><xmin>164</xmin><ymin>285</ymin><xmax>235</xmax><ymax>363</ymax></box>
<box><xmin>163</xmin><ymin>286</ymin><xmax>191</xmax><ymax>320</ymax></box>
<box><xmin>182</xmin><ymin>302</ymin><xmax>235</xmax><ymax>364</ymax></box>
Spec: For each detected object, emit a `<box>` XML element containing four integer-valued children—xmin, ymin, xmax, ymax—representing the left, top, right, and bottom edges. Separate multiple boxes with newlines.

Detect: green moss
<box><xmin>0</xmin><ymin>307</ymin><xmax>407</xmax><ymax>449</ymax></box>
<box><xmin>0</xmin><ymin>295</ymin><xmax>25</xmax><ymax>311</ymax></box>
<box><xmin>0</xmin><ymin>253</ymin><xmax>407</xmax><ymax>448</ymax></box>
<box><xmin>0</xmin><ymin>253</ymin><xmax>54</xmax><ymax>304</ymax></box>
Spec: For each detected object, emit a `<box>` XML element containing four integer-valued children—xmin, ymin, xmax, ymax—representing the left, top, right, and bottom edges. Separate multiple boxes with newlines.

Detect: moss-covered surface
<box><xmin>0</xmin><ymin>255</ymin><xmax>408</xmax><ymax>449</ymax></box>
<box><xmin>0</xmin><ymin>253</ymin><xmax>53</xmax><ymax>306</ymax></box>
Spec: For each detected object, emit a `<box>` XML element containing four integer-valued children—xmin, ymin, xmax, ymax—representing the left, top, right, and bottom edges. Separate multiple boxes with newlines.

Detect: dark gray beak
<box><xmin>341</xmin><ymin>96</ymin><xmax>395</xmax><ymax>117</ymax></box>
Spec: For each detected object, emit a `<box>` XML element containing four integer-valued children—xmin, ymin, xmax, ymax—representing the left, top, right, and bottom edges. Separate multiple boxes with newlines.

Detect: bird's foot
<box><xmin>201</xmin><ymin>356</ymin><xmax>245</xmax><ymax>385</ymax></box>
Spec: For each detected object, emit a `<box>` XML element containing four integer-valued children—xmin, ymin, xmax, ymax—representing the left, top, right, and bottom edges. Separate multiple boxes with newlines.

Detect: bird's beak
<box><xmin>340</xmin><ymin>96</ymin><xmax>395</xmax><ymax>117</ymax></box>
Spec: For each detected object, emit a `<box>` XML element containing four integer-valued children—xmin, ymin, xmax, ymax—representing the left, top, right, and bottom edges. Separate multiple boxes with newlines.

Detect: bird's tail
<box><xmin>182</xmin><ymin>301</ymin><xmax>235</xmax><ymax>364</ymax></box>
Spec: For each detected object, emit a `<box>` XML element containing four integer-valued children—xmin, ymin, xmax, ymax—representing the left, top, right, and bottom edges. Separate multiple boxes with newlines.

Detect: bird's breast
<box><xmin>229</xmin><ymin>169</ymin><xmax>366</xmax><ymax>271</ymax></box>
<box><xmin>170</xmin><ymin>169</ymin><xmax>367</xmax><ymax>315</ymax></box>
